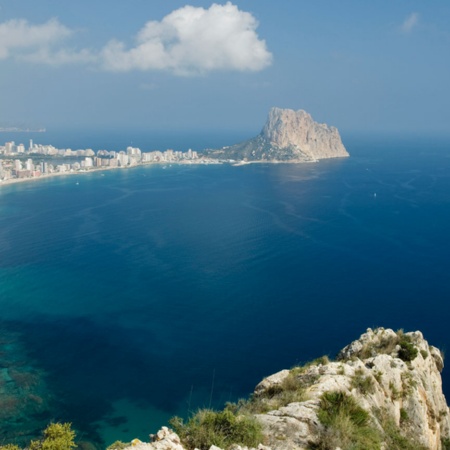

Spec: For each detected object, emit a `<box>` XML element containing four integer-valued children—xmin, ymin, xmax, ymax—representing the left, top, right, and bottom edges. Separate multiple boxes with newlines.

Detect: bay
<box><xmin>0</xmin><ymin>133</ymin><xmax>450</xmax><ymax>447</ymax></box>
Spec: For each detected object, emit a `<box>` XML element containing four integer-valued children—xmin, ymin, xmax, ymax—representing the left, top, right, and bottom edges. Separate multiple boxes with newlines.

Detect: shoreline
<box><xmin>0</xmin><ymin>155</ymin><xmax>348</xmax><ymax>188</ymax></box>
<box><xmin>0</xmin><ymin>159</ymin><xmax>222</xmax><ymax>188</ymax></box>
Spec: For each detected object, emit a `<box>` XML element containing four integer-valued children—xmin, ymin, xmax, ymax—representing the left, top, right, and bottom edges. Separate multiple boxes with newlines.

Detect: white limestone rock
<box><xmin>207</xmin><ymin>107</ymin><xmax>349</xmax><ymax>162</ymax></box>
<box><xmin>261</xmin><ymin>107</ymin><xmax>349</xmax><ymax>161</ymax></box>
<box><xmin>254</xmin><ymin>370</ymin><xmax>290</xmax><ymax>396</ymax></box>
<box><xmin>121</xmin><ymin>427</ymin><xmax>184</xmax><ymax>450</ymax></box>
<box><xmin>254</xmin><ymin>328</ymin><xmax>450</xmax><ymax>450</ymax></box>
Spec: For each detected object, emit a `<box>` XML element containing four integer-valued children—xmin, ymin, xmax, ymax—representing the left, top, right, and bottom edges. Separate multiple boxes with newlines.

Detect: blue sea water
<box><xmin>1</xmin><ymin>132</ymin><xmax>450</xmax><ymax>447</ymax></box>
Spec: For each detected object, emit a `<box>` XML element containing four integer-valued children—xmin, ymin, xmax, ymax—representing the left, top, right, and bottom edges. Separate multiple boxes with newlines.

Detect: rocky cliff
<box><xmin>206</xmin><ymin>108</ymin><xmax>349</xmax><ymax>162</ymax></box>
<box><xmin>117</xmin><ymin>328</ymin><xmax>449</xmax><ymax>450</ymax></box>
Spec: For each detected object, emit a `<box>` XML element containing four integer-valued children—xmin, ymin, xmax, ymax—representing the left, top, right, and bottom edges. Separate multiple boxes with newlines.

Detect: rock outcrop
<box><xmin>120</xmin><ymin>328</ymin><xmax>449</xmax><ymax>450</ymax></box>
<box><xmin>206</xmin><ymin>108</ymin><xmax>349</xmax><ymax>162</ymax></box>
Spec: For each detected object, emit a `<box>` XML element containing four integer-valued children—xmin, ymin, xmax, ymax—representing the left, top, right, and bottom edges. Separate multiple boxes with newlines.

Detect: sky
<box><xmin>1</xmin><ymin>0</ymin><xmax>450</xmax><ymax>135</ymax></box>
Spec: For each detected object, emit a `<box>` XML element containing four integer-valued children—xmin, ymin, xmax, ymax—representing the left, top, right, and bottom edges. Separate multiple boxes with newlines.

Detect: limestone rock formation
<box><xmin>206</xmin><ymin>108</ymin><xmax>349</xmax><ymax>162</ymax></box>
<box><xmin>255</xmin><ymin>328</ymin><xmax>449</xmax><ymax>449</ymax></box>
<box><xmin>121</xmin><ymin>328</ymin><xmax>449</xmax><ymax>450</ymax></box>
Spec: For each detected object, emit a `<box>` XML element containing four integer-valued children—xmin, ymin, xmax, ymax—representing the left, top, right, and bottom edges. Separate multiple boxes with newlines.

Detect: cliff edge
<box><xmin>117</xmin><ymin>328</ymin><xmax>449</xmax><ymax>450</ymax></box>
<box><xmin>206</xmin><ymin>108</ymin><xmax>349</xmax><ymax>162</ymax></box>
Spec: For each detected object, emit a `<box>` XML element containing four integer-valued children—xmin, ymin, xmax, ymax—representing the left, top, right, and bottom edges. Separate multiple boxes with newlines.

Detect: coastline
<box><xmin>0</xmin><ymin>158</ymin><xmax>221</xmax><ymax>188</ymax></box>
<box><xmin>0</xmin><ymin>154</ymin><xmax>349</xmax><ymax>188</ymax></box>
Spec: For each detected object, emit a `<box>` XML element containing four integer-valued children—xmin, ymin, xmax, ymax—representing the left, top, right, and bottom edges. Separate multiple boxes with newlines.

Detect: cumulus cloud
<box><xmin>400</xmin><ymin>12</ymin><xmax>419</xmax><ymax>34</ymax></box>
<box><xmin>0</xmin><ymin>18</ymin><xmax>72</xmax><ymax>60</ymax></box>
<box><xmin>100</xmin><ymin>2</ymin><xmax>273</xmax><ymax>74</ymax></box>
<box><xmin>0</xmin><ymin>3</ymin><xmax>272</xmax><ymax>75</ymax></box>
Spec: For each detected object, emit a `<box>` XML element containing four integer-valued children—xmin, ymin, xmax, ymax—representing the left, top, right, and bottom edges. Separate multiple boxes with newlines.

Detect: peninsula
<box><xmin>0</xmin><ymin>108</ymin><xmax>348</xmax><ymax>186</ymax></box>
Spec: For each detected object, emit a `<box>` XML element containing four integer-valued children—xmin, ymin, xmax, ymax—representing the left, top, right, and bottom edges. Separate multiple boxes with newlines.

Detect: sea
<box><xmin>0</xmin><ymin>130</ymin><xmax>450</xmax><ymax>448</ymax></box>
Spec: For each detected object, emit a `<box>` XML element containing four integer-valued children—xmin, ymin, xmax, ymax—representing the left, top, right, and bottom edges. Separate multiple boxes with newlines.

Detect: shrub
<box><xmin>372</xmin><ymin>407</ymin><xmax>428</xmax><ymax>450</ymax></box>
<box><xmin>401</xmin><ymin>372</ymin><xmax>417</xmax><ymax>398</ymax></box>
<box><xmin>233</xmin><ymin>369</ymin><xmax>310</xmax><ymax>414</ymax></box>
<box><xmin>317</xmin><ymin>391</ymin><xmax>369</xmax><ymax>427</ymax></box>
<box><xmin>0</xmin><ymin>445</ymin><xmax>21</xmax><ymax>450</ymax></box>
<box><xmin>351</xmin><ymin>368</ymin><xmax>375</xmax><ymax>394</ymax></box>
<box><xmin>169</xmin><ymin>408</ymin><xmax>263</xmax><ymax>450</ymax></box>
<box><xmin>291</xmin><ymin>356</ymin><xmax>330</xmax><ymax>375</ymax></box>
<box><xmin>389</xmin><ymin>381</ymin><xmax>401</xmax><ymax>400</ymax></box>
<box><xmin>313</xmin><ymin>391</ymin><xmax>381</xmax><ymax>450</ymax></box>
<box><xmin>373</xmin><ymin>370</ymin><xmax>383</xmax><ymax>383</ymax></box>
<box><xmin>400</xmin><ymin>408</ymin><xmax>409</xmax><ymax>423</ymax></box>
<box><xmin>29</xmin><ymin>423</ymin><xmax>76</xmax><ymax>450</ymax></box>
<box><xmin>398</xmin><ymin>336</ymin><xmax>418</xmax><ymax>362</ymax></box>
<box><xmin>382</xmin><ymin>417</ymin><xmax>428</xmax><ymax>449</ymax></box>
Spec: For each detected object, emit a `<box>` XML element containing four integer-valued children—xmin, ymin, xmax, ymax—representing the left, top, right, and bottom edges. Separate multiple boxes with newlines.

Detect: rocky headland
<box><xmin>117</xmin><ymin>328</ymin><xmax>450</xmax><ymax>450</ymax></box>
<box><xmin>206</xmin><ymin>108</ymin><xmax>349</xmax><ymax>163</ymax></box>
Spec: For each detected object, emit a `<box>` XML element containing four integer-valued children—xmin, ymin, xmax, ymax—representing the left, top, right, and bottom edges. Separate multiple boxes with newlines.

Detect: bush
<box><xmin>398</xmin><ymin>336</ymin><xmax>418</xmax><ymax>362</ymax></box>
<box><xmin>317</xmin><ymin>391</ymin><xmax>370</xmax><ymax>427</ymax></box>
<box><xmin>229</xmin><ymin>369</ymin><xmax>310</xmax><ymax>415</ymax></box>
<box><xmin>400</xmin><ymin>408</ymin><xmax>409</xmax><ymax>423</ymax></box>
<box><xmin>169</xmin><ymin>408</ymin><xmax>263</xmax><ymax>450</ymax></box>
<box><xmin>0</xmin><ymin>445</ymin><xmax>21</xmax><ymax>450</ymax></box>
<box><xmin>29</xmin><ymin>423</ymin><xmax>76</xmax><ymax>450</ymax></box>
<box><xmin>351</xmin><ymin>368</ymin><xmax>375</xmax><ymax>394</ymax></box>
<box><xmin>312</xmin><ymin>391</ymin><xmax>381</xmax><ymax>450</ymax></box>
<box><xmin>382</xmin><ymin>417</ymin><xmax>428</xmax><ymax>449</ymax></box>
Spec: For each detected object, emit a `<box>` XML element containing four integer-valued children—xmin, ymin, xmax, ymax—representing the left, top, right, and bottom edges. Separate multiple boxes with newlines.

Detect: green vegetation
<box><xmin>398</xmin><ymin>335</ymin><xmax>418</xmax><ymax>362</ymax></box>
<box><xmin>400</xmin><ymin>408</ymin><xmax>409</xmax><ymax>423</ymax></box>
<box><xmin>401</xmin><ymin>372</ymin><xmax>417</xmax><ymax>398</ymax></box>
<box><xmin>389</xmin><ymin>381</ymin><xmax>401</xmax><ymax>401</ymax></box>
<box><xmin>373</xmin><ymin>370</ymin><xmax>383</xmax><ymax>383</ymax></box>
<box><xmin>106</xmin><ymin>442</ymin><xmax>130</xmax><ymax>450</ymax></box>
<box><xmin>351</xmin><ymin>368</ymin><xmax>376</xmax><ymax>394</ymax></box>
<box><xmin>420</xmin><ymin>350</ymin><xmax>429</xmax><ymax>359</ymax></box>
<box><xmin>169</xmin><ymin>408</ymin><xmax>263</xmax><ymax>450</ymax></box>
<box><xmin>170</xmin><ymin>357</ymin><xmax>332</xmax><ymax>449</ymax></box>
<box><xmin>311</xmin><ymin>391</ymin><xmax>381</xmax><ymax>449</ymax></box>
<box><xmin>29</xmin><ymin>423</ymin><xmax>76</xmax><ymax>450</ymax></box>
<box><xmin>374</xmin><ymin>409</ymin><xmax>428</xmax><ymax>450</ymax></box>
<box><xmin>0</xmin><ymin>445</ymin><xmax>21</xmax><ymax>450</ymax></box>
<box><xmin>442</xmin><ymin>437</ymin><xmax>450</xmax><ymax>449</ymax></box>
<box><xmin>0</xmin><ymin>423</ymin><xmax>77</xmax><ymax>450</ymax></box>
<box><xmin>341</xmin><ymin>329</ymin><xmax>421</xmax><ymax>363</ymax></box>
<box><xmin>313</xmin><ymin>393</ymin><xmax>429</xmax><ymax>450</ymax></box>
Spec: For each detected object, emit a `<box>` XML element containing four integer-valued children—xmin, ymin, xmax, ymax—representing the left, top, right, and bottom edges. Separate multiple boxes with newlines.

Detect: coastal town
<box><xmin>0</xmin><ymin>139</ymin><xmax>218</xmax><ymax>185</ymax></box>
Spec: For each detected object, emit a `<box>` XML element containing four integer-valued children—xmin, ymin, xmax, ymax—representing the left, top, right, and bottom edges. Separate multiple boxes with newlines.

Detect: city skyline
<box><xmin>1</xmin><ymin>1</ymin><xmax>449</xmax><ymax>134</ymax></box>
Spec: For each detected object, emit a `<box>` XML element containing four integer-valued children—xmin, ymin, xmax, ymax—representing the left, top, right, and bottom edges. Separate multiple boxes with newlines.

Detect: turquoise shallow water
<box><xmin>1</xmin><ymin>134</ymin><xmax>450</xmax><ymax>447</ymax></box>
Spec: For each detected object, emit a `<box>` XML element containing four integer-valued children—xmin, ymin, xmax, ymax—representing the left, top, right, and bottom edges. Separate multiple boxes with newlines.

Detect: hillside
<box><xmin>118</xmin><ymin>328</ymin><xmax>449</xmax><ymax>450</ymax></box>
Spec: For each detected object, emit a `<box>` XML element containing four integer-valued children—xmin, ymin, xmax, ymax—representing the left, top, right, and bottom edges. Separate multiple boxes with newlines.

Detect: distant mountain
<box><xmin>206</xmin><ymin>107</ymin><xmax>349</xmax><ymax>162</ymax></box>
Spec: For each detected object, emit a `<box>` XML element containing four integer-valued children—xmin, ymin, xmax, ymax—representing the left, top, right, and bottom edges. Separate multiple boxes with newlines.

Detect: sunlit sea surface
<box><xmin>1</xmin><ymin>131</ymin><xmax>450</xmax><ymax>447</ymax></box>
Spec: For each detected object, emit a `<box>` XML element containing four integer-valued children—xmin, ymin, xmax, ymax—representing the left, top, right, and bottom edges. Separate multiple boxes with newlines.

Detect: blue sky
<box><xmin>1</xmin><ymin>0</ymin><xmax>449</xmax><ymax>134</ymax></box>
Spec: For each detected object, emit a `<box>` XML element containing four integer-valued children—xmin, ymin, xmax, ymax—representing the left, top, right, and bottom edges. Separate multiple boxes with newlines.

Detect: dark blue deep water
<box><xmin>1</xmin><ymin>133</ymin><xmax>450</xmax><ymax>447</ymax></box>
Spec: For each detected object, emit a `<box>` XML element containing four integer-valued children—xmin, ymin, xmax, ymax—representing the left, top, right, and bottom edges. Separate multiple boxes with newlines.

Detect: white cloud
<box><xmin>100</xmin><ymin>2</ymin><xmax>273</xmax><ymax>75</ymax></box>
<box><xmin>0</xmin><ymin>3</ymin><xmax>272</xmax><ymax>75</ymax></box>
<box><xmin>19</xmin><ymin>48</ymin><xmax>94</xmax><ymax>66</ymax></box>
<box><xmin>0</xmin><ymin>18</ymin><xmax>72</xmax><ymax>60</ymax></box>
<box><xmin>400</xmin><ymin>12</ymin><xmax>419</xmax><ymax>34</ymax></box>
